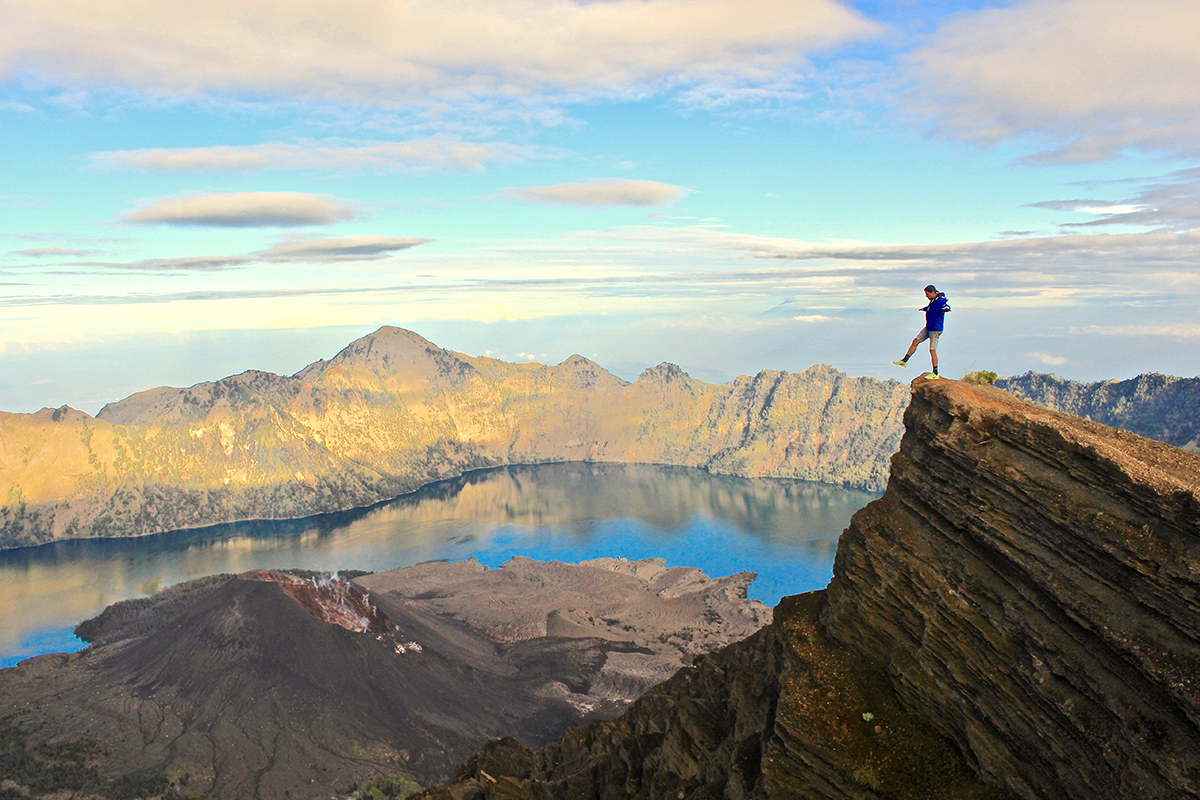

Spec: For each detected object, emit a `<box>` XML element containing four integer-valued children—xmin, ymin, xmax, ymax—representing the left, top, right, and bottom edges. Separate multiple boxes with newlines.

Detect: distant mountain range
<box><xmin>997</xmin><ymin>371</ymin><xmax>1200</xmax><ymax>453</ymax></box>
<box><xmin>3</xmin><ymin>327</ymin><xmax>1194</xmax><ymax>551</ymax></box>
<box><xmin>0</xmin><ymin>327</ymin><xmax>908</xmax><ymax>549</ymax></box>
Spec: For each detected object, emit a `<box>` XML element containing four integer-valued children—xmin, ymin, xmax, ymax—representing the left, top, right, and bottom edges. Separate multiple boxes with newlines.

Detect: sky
<box><xmin>2</xmin><ymin>0</ymin><xmax>1199</xmax><ymax>415</ymax></box>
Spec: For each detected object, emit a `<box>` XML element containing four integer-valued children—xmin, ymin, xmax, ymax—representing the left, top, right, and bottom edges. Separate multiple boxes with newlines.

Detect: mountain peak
<box><xmin>34</xmin><ymin>405</ymin><xmax>93</xmax><ymax>423</ymax></box>
<box><xmin>299</xmin><ymin>326</ymin><xmax>479</xmax><ymax>385</ymax></box>
<box><xmin>637</xmin><ymin>362</ymin><xmax>692</xmax><ymax>383</ymax></box>
<box><xmin>330</xmin><ymin>326</ymin><xmax>441</xmax><ymax>363</ymax></box>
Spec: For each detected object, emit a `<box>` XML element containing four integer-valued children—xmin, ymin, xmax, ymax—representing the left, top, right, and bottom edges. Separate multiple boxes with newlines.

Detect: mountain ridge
<box><xmin>0</xmin><ymin>326</ymin><xmax>908</xmax><ymax>549</ymax></box>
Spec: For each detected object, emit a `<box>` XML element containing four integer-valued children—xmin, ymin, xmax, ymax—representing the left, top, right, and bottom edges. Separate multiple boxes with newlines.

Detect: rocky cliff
<box><xmin>0</xmin><ymin>326</ymin><xmax>907</xmax><ymax>549</ymax></box>
<box><xmin>421</xmin><ymin>376</ymin><xmax>1200</xmax><ymax>799</ymax></box>
<box><xmin>825</xmin><ymin>376</ymin><xmax>1200</xmax><ymax>799</ymax></box>
<box><xmin>997</xmin><ymin>371</ymin><xmax>1200</xmax><ymax>452</ymax></box>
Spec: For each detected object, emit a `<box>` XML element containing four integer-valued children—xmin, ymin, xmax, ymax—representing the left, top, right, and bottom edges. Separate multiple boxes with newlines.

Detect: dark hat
<box><xmin>924</xmin><ymin>284</ymin><xmax>937</xmax><ymax>292</ymax></box>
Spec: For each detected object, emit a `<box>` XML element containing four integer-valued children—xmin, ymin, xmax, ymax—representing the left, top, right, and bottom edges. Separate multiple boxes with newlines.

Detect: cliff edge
<box><xmin>422</xmin><ymin>376</ymin><xmax>1200</xmax><ymax>799</ymax></box>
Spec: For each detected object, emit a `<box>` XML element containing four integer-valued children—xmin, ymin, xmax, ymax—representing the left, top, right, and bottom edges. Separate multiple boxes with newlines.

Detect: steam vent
<box><xmin>422</xmin><ymin>377</ymin><xmax>1200</xmax><ymax>800</ymax></box>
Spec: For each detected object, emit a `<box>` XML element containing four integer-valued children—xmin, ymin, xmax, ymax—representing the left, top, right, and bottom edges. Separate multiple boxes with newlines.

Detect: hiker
<box><xmin>894</xmin><ymin>285</ymin><xmax>950</xmax><ymax>378</ymax></box>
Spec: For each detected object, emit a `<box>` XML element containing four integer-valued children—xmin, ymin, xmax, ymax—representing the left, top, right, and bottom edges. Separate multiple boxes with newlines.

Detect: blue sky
<box><xmin>2</xmin><ymin>0</ymin><xmax>1199</xmax><ymax>414</ymax></box>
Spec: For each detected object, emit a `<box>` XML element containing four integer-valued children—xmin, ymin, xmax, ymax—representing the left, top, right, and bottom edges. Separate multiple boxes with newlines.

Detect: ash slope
<box><xmin>0</xmin><ymin>557</ymin><xmax>770</xmax><ymax>799</ymax></box>
<box><xmin>421</xmin><ymin>376</ymin><xmax>1200</xmax><ymax>800</ymax></box>
<box><xmin>0</xmin><ymin>326</ymin><xmax>907</xmax><ymax>548</ymax></box>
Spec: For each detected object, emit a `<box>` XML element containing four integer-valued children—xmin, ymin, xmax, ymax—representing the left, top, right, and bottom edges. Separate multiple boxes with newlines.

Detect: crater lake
<box><xmin>0</xmin><ymin>462</ymin><xmax>877</xmax><ymax>667</ymax></box>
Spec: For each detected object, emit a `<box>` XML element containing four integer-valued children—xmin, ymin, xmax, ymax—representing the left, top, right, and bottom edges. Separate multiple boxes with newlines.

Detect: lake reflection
<box><xmin>0</xmin><ymin>463</ymin><xmax>877</xmax><ymax>667</ymax></box>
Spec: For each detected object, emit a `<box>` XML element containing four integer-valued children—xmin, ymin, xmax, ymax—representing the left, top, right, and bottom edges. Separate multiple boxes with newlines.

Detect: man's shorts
<box><xmin>915</xmin><ymin>328</ymin><xmax>941</xmax><ymax>350</ymax></box>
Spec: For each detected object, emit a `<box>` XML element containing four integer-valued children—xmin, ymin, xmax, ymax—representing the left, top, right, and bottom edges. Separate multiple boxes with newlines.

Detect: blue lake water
<box><xmin>0</xmin><ymin>463</ymin><xmax>877</xmax><ymax>668</ymax></box>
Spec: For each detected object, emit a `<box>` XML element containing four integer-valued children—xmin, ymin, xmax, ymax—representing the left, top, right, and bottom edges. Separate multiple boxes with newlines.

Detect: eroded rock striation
<box><xmin>0</xmin><ymin>326</ymin><xmax>907</xmax><ymax>548</ymax></box>
<box><xmin>422</xmin><ymin>377</ymin><xmax>1200</xmax><ymax>800</ymax></box>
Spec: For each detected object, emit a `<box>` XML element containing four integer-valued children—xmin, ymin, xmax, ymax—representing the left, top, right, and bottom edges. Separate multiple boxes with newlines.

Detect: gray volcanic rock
<box><xmin>0</xmin><ymin>558</ymin><xmax>770</xmax><ymax>799</ymax></box>
<box><xmin>823</xmin><ymin>376</ymin><xmax>1200</xmax><ymax>799</ymax></box>
<box><xmin>360</xmin><ymin>556</ymin><xmax>768</xmax><ymax>656</ymax></box>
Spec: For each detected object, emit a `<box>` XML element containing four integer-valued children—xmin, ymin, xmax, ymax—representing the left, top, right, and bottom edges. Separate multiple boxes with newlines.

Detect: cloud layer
<box><xmin>70</xmin><ymin>256</ymin><xmax>254</xmax><ymax>272</ymax></box>
<box><xmin>123</xmin><ymin>193</ymin><xmax>357</xmax><ymax>227</ymax></box>
<box><xmin>92</xmin><ymin>139</ymin><xmax>524</xmax><ymax>173</ymax></box>
<box><xmin>10</xmin><ymin>246</ymin><xmax>98</xmax><ymax>257</ymax></box>
<box><xmin>57</xmin><ymin>236</ymin><xmax>431</xmax><ymax>271</ymax></box>
<box><xmin>1031</xmin><ymin>168</ymin><xmax>1200</xmax><ymax>233</ymax></box>
<box><xmin>0</xmin><ymin>0</ymin><xmax>878</xmax><ymax>103</ymax></box>
<box><xmin>904</xmin><ymin>0</ymin><xmax>1200</xmax><ymax>161</ymax></box>
<box><xmin>256</xmin><ymin>235</ymin><xmax>431</xmax><ymax>261</ymax></box>
<box><xmin>508</xmin><ymin>180</ymin><xmax>687</xmax><ymax>206</ymax></box>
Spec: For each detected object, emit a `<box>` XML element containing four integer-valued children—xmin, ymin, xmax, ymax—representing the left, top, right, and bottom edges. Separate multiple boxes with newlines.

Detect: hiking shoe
<box><xmin>892</xmin><ymin>360</ymin><xmax>908</xmax><ymax>367</ymax></box>
<box><xmin>925</xmin><ymin>373</ymin><xmax>941</xmax><ymax>379</ymax></box>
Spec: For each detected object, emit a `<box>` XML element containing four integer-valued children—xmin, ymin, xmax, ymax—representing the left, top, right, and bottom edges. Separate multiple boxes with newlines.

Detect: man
<box><xmin>893</xmin><ymin>285</ymin><xmax>950</xmax><ymax>378</ymax></box>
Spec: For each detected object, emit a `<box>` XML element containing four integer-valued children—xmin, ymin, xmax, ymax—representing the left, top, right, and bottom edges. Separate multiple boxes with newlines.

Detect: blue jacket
<box><xmin>923</xmin><ymin>295</ymin><xmax>950</xmax><ymax>332</ymax></box>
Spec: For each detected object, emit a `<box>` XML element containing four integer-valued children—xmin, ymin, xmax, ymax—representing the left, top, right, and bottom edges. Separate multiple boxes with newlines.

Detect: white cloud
<box><xmin>1028</xmin><ymin>168</ymin><xmax>1200</xmax><ymax>233</ymax></box>
<box><xmin>10</xmin><ymin>246</ymin><xmax>99</xmax><ymax>257</ymax></box>
<box><xmin>123</xmin><ymin>192</ymin><xmax>357</xmax><ymax>227</ymax></box>
<box><xmin>70</xmin><ymin>256</ymin><xmax>254</xmax><ymax>272</ymax></box>
<box><xmin>256</xmin><ymin>236</ymin><xmax>431</xmax><ymax>261</ymax></box>
<box><xmin>903</xmin><ymin>0</ymin><xmax>1200</xmax><ymax>161</ymax></box>
<box><xmin>91</xmin><ymin>139</ymin><xmax>527</xmax><ymax>173</ymax></box>
<box><xmin>793</xmin><ymin>314</ymin><xmax>839</xmax><ymax>322</ymax></box>
<box><xmin>1027</xmin><ymin>352</ymin><xmax>1069</xmax><ymax>365</ymax></box>
<box><xmin>54</xmin><ymin>236</ymin><xmax>430</xmax><ymax>270</ymax></box>
<box><xmin>1068</xmin><ymin>323</ymin><xmax>1200</xmax><ymax>338</ymax></box>
<box><xmin>0</xmin><ymin>0</ymin><xmax>879</xmax><ymax>105</ymax></box>
<box><xmin>546</xmin><ymin>225</ymin><xmax>1200</xmax><ymax>304</ymax></box>
<box><xmin>508</xmin><ymin>180</ymin><xmax>688</xmax><ymax>207</ymax></box>
<box><xmin>708</xmin><ymin>228</ymin><xmax>1200</xmax><ymax>276</ymax></box>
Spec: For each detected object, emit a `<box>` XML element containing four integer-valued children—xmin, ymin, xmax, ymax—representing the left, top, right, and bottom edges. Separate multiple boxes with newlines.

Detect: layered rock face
<box><xmin>823</xmin><ymin>378</ymin><xmax>1200</xmax><ymax>799</ymax></box>
<box><xmin>998</xmin><ymin>371</ymin><xmax>1200</xmax><ymax>452</ymax></box>
<box><xmin>0</xmin><ymin>326</ymin><xmax>906</xmax><ymax>548</ymax></box>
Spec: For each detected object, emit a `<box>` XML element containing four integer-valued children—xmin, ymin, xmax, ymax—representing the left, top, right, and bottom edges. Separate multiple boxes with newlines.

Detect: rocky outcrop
<box><xmin>0</xmin><ymin>326</ymin><xmax>907</xmax><ymax>549</ymax></box>
<box><xmin>997</xmin><ymin>371</ymin><xmax>1200</xmax><ymax>452</ymax></box>
<box><xmin>824</xmin><ymin>376</ymin><xmax>1200</xmax><ymax>799</ymax></box>
<box><xmin>422</xmin><ymin>377</ymin><xmax>1200</xmax><ymax>799</ymax></box>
